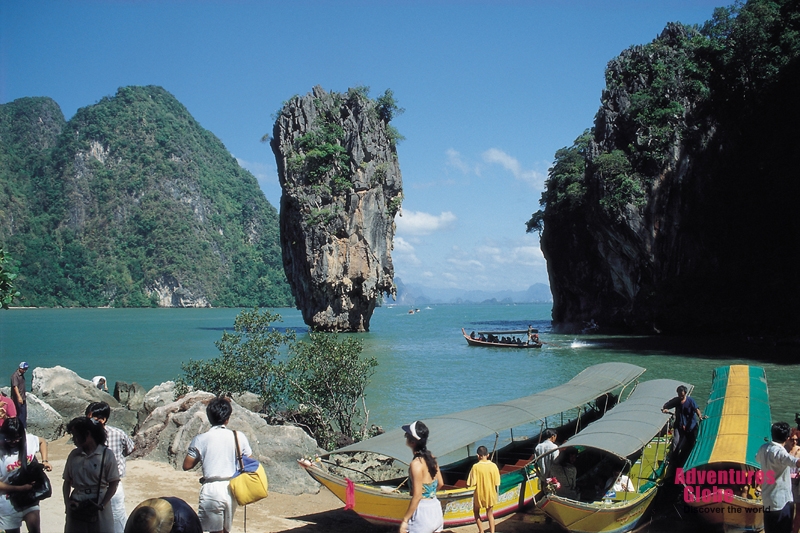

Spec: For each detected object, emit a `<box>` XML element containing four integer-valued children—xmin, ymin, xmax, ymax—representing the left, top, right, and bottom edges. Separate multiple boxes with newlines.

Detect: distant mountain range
<box><xmin>391</xmin><ymin>278</ymin><xmax>552</xmax><ymax>305</ymax></box>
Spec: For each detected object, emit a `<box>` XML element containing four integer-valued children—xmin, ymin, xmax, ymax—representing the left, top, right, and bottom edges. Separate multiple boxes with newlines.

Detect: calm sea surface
<box><xmin>0</xmin><ymin>304</ymin><xmax>797</xmax><ymax>430</ymax></box>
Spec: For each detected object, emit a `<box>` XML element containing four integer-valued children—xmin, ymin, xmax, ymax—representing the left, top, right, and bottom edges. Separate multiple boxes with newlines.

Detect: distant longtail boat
<box><xmin>461</xmin><ymin>327</ymin><xmax>543</xmax><ymax>348</ymax></box>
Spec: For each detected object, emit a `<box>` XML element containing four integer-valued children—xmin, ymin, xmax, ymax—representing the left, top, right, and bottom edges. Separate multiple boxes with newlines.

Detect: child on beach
<box><xmin>467</xmin><ymin>446</ymin><xmax>501</xmax><ymax>533</ymax></box>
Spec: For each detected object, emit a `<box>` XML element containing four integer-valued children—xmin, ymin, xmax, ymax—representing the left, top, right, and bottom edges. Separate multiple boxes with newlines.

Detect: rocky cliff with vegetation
<box><xmin>271</xmin><ymin>86</ymin><xmax>403</xmax><ymax>331</ymax></box>
<box><xmin>0</xmin><ymin>86</ymin><xmax>291</xmax><ymax>307</ymax></box>
<box><xmin>529</xmin><ymin>0</ymin><xmax>800</xmax><ymax>334</ymax></box>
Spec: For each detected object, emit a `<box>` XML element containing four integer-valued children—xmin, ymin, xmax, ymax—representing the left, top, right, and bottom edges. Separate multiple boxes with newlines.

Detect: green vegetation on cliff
<box><xmin>529</xmin><ymin>0</ymin><xmax>800</xmax><ymax>333</ymax></box>
<box><xmin>0</xmin><ymin>86</ymin><xmax>292</xmax><ymax>307</ymax></box>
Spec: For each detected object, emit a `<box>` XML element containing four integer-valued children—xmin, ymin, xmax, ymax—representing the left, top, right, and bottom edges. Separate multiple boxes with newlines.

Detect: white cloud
<box><xmin>392</xmin><ymin>236</ymin><xmax>421</xmax><ymax>266</ymax></box>
<box><xmin>235</xmin><ymin>157</ymin><xmax>271</xmax><ymax>180</ymax></box>
<box><xmin>482</xmin><ymin>148</ymin><xmax>544</xmax><ymax>186</ymax></box>
<box><xmin>446</xmin><ymin>149</ymin><xmax>474</xmax><ymax>174</ymax></box>
<box><xmin>395</xmin><ymin>210</ymin><xmax>457</xmax><ymax>236</ymax></box>
<box><xmin>446</xmin><ymin>257</ymin><xmax>485</xmax><ymax>271</ymax></box>
<box><xmin>472</xmin><ymin>241</ymin><xmax>544</xmax><ymax>267</ymax></box>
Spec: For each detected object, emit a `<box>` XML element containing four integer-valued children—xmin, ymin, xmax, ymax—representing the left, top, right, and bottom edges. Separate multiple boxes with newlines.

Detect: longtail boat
<box><xmin>299</xmin><ymin>362</ymin><xmax>645</xmax><ymax>527</ymax></box>
<box><xmin>681</xmin><ymin>365</ymin><xmax>771</xmax><ymax>533</ymax></box>
<box><xmin>461</xmin><ymin>327</ymin><xmax>543</xmax><ymax>348</ymax></box>
<box><xmin>536</xmin><ymin>379</ymin><xmax>688</xmax><ymax>533</ymax></box>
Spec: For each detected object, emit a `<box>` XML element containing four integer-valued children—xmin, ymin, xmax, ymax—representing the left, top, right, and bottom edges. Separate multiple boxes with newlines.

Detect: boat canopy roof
<box><xmin>331</xmin><ymin>362</ymin><xmax>645</xmax><ymax>463</ymax></box>
<box><xmin>683</xmin><ymin>365</ymin><xmax>771</xmax><ymax>471</ymax></box>
<box><xmin>556</xmin><ymin>379</ymin><xmax>689</xmax><ymax>461</ymax></box>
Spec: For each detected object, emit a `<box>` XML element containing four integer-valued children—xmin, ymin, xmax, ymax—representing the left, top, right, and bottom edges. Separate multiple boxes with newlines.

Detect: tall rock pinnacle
<box><xmin>270</xmin><ymin>86</ymin><xmax>403</xmax><ymax>332</ymax></box>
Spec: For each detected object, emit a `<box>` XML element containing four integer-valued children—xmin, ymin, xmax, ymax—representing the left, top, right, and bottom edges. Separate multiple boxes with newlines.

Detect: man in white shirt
<box><xmin>534</xmin><ymin>429</ymin><xmax>559</xmax><ymax>478</ymax></box>
<box><xmin>756</xmin><ymin>421</ymin><xmax>800</xmax><ymax>533</ymax></box>
<box><xmin>183</xmin><ymin>397</ymin><xmax>252</xmax><ymax>533</ymax></box>
<box><xmin>86</xmin><ymin>401</ymin><xmax>134</xmax><ymax>533</ymax></box>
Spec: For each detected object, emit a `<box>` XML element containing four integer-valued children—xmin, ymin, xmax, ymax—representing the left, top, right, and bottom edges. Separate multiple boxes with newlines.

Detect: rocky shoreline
<box><xmin>7</xmin><ymin>365</ymin><xmax>322</xmax><ymax>495</ymax></box>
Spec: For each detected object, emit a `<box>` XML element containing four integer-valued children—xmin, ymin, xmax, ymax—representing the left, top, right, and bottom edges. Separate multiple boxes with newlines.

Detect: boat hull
<box><xmin>537</xmin><ymin>435</ymin><xmax>670</xmax><ymax>533</ymax></box>
<box><xmin>301</xmin><ymin>462</ymin><xmax>542</xmax><ymax>527</ymax></box>
<box><xmin>684</xmin><ymin>496</ymin><xmax>763</xmax><ymax>533</ymax></box>
<box><xmin>538</xmin><ymin>488</ymin><xmax>657</xmax><ymax>533</ymax></box>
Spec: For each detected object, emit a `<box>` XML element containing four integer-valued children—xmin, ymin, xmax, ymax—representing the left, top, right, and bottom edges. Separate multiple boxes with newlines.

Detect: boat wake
<box><xmin>570</xmin><ymin>340</ymin><xmax>591</xmax><ymax>349</ymax></box>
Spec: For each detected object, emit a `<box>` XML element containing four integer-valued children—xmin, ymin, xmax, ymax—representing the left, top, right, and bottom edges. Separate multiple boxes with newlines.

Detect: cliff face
<box><xmin>538</xmin><ymin>5</ymin><xmax>800</xmax><ymax>334</ymax></box>
<box><xmin>0</xmin><ymin>86</ymin><xmax>292</xmax><ymax>308</ymax></box>
<box><xmin>271</xmin><ymin>86</ymin><xmax>403</xmax><ymax>332</ymax></box>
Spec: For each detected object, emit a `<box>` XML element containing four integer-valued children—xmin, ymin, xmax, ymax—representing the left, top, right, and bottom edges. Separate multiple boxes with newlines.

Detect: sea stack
<box><xmin>270</xmin><ymin>86</ymin><xmax>403</xmax><ymax>332</ymax></box>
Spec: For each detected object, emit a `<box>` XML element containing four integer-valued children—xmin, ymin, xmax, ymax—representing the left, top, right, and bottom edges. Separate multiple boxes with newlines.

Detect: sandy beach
<box><xmin>38</xmin><ymin>436</ymin><xmax>548</xmax><ymax>533</ymax></box>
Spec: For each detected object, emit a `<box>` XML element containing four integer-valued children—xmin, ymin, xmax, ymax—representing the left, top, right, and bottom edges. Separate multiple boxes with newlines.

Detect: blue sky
<box><xmin>1</xmin><ymin>0</ymin><xmax>723</xmax><ymax>293</ymax></box>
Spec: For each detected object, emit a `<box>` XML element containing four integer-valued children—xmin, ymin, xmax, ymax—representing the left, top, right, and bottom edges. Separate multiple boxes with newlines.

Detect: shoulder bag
<box><xmin>7</xmin><ymin>446</ymin><xmax>52</xmax><ymax>511</ymax></box>
<box><xmin>228</xmin><ymin>430</ymin><xmax>268</xmax><ymax>505</ymax></box>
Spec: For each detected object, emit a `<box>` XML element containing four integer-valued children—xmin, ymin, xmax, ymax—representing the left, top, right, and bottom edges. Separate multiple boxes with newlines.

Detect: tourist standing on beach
<box><xmin>785</xmin><ymin>428</ymin><xmax>800</xmax><ymax>533</ymax></box>
<box><xmin>86</xmin><ymin>401</ymin><xmax>134</xmax><ymax>533</ymax></box>
<box><xmin>63</xmin><ymin>416</ymin><xmax>120</xmax><ymax>533</ymax></box>
<box><xmin>467</xmin><ymin>445</ymin><xmax>501</xmax><ymax>533</ymax></box>
<box><xmin>399</xmin><ymin>421</ymin><xmax>444</xmax><ymax>533</ymax></box>
<box><xmin>661</xmin><ymin>385</ymin><xmax>706</xmax><ymax>466</ymax></box>
<box><xmin>10</xmin><ymin>362</ymin><xmax>28</xmax><ymax>428</ymax></box>
<box><xmin>0</xmin><ymin>417</ymin><xmax>52</xmax><ymax>533</ymax></box>
<box><xmin>0</xmin><ymin>391</ymin><xmax>17</xmax><ymax>427</ymax></box>
<box><xmin>183</xmin><ymin>397</ymin><xmax>252</xmax><ymax>533</ymax></box>
<box><xmin>756</xmin><ymin>422</ymin><xmax>800</xmax><ymax>533</ymax></box>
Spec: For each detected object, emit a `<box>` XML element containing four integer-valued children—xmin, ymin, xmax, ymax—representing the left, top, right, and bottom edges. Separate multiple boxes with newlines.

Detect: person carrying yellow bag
<box><xmin>182</xmin><ymin>398</ymin><xmax>253</xmax><ymax>533</ymax></box>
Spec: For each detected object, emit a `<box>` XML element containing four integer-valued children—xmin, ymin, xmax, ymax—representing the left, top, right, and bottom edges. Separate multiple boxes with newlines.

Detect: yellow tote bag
<box><xmin>229</xmin><ymin>430</ymin><xmax>268</xmax><ymax>505</ymax></box>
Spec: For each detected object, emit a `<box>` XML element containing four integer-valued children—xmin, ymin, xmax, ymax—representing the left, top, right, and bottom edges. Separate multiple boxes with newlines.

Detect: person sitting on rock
<box><xmin>92</xmin><ymin>376</ymin><xmax>108</xmax><ymax>392</ymax></box>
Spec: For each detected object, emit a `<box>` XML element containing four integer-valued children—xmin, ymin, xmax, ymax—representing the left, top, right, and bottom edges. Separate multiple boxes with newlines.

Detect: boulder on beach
<box><xmin>26</xmin><ymin>393</ymin><xmax>65</xmax><ymax>441</ymax></box>
<box><xmin>133</xmin><ymin>391</ymin><xmax>320</xmax><ymax>495</ymax></box>
<box><xmin>141</xmin><ymin>381</ymin><xmax>176</xmax><ymax>416</ymax></box>
<box><xmin>30</xmin><ymin>366</ymin><xmax>140</xmax><ymax>434</ymax></box>
<box><xmin>0</xmin><ymin>387</ymin><xmax>64</xmax><ymax>441</ymax></box>
<box><xmin>231</xmin><ymin>391</ymin><xmax>262</xmax><ymax>413</ymax></box>
<box><xmin>114</xmin><ymin>381</ymin><xmax>146</xmax><ymax>411</ymax></box>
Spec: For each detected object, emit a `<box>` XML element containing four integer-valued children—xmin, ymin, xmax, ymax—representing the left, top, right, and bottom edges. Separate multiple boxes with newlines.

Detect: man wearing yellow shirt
<box><xmin>467</xmin><ymin>446</ymin><xmax>501</xmax><ymax>533</ymax></box>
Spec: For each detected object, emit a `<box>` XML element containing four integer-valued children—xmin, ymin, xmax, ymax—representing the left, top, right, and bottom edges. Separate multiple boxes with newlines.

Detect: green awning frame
<box><xmin>683</xmin><ymin>365</ymin><xmax>771</xmax><ymax>471</ymax></box>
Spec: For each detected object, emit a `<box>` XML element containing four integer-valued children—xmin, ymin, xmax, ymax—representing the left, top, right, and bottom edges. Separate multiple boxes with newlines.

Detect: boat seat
<box><xmin>454</xmin><ymin>479</ymin><xmax>468</xmax><ymax>488</ymax></box>
<box><xmin>499</xmin><ymin>459</ymin><xmax>529</xmax><ymax>473</ymax></box>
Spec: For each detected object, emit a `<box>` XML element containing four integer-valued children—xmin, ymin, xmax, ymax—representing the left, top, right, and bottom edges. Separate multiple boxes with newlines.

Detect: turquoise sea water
<box><xmin>0</xmin><ymin>304</ymin><xmax>797</xmax><ymax>430</ymax></box>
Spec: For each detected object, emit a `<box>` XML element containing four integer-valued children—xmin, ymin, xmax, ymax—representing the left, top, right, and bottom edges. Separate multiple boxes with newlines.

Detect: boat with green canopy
<box><xmin>298</xmin><ymin>362</ymin><xmax>645</xmax><ymax>527</ymax></box>
<box><xmin>681</xmin><ymin>365</ymin><xmax>771</xmax><ymax>532</ymax></box>
<box><xmin>535</xmin><ymin>378</ymin><xmax>687</xmax><ymax>533</ymax></box>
